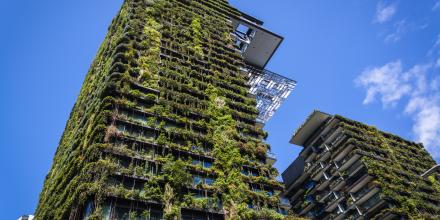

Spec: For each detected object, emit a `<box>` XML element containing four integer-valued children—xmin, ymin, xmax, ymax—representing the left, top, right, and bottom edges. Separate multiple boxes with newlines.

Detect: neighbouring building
<box><xmin>282</xmin><ymin>111</ymin><xmax>440</xmax><ymax>219</ymax></box>
<box><xmin>35</xmin><ymin>0</ymin><xmax>295</xmax><ymax>219</ymax></box>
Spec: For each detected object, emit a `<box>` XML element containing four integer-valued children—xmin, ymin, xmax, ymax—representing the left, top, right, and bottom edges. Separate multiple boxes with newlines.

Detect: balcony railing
<box><xmin>358</xmin><ymin>192</ymin><xmax>381</xmax><ymax>213</ymax></box>
<box><xmin>351</xmin><ymin>185</ymin><xmax>373</xmax><ymax>202</ymax></box>
<box><xmin>310</xmin><ymin>162</ymin><xmax>330</xmax><ymax>180</ymax></box>
<box><xmin>329</xmin><ymin>176</ymin><xmax>345</xmax><ymax>190</ymax></box>
<box><xmin>323</xmin><ymin>192</ymin><xmax>343</xmax><ymax>209</ymax></box>
<box><xmin>315</xmin><ymin>145</ymin><xmax>332</xmax><ymax>162</ymax></box>
<box><xmin>335</xmin><ymin>152</ymin><xmax>353</xmax><ymax>169</ymax></box>
<box><xmin>345</xmin><ymin>160</ymin><xmax>363</xmax><ymax>176</ymax></box>
<box><xmin>316</xmin><ymin>190</ymin><xmax>331</xmax><ymax>202</ymax></box>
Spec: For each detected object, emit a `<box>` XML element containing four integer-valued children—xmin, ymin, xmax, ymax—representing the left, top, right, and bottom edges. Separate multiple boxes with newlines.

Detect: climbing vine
<box><xmin>191</xmin><ymin>17</ymin><xmax>204</xmax><ymax>57</ymax></box>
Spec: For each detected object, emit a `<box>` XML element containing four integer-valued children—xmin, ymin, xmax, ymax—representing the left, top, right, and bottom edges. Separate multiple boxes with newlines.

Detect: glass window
<box><xmin>192</xmin><ymin>159</ymin><xmax>201</xmax><ymax>166</ymax></box>
<box><xmin>193</xmin><ymin>176</ymin><xmax>202</xmax><ymax>185</ymax></box>
<box><xmin>150</xmin><ymin>211</ymin><xmax>163</xmax><ymax>220</ymax></box>
<box><xmin>267</xmin><ymin>190</ymin><xmax>274</xmax><ymax>196</ymax></box>
<box><xmin>279</xmin><ymin>208</ymin><xmax>288</xmax><ymax>215</ymax></box>
<box><xmin>205</xmin><ymin>178</ymin><xmax>214</xmax><ymax>186</ymax></box>
<box><xmin>251</xmin><ymin>171</ymin><xmax>258</xmax><ymax>176</ymax></box>
<box><xmin>203</xmin><ymin>161</ymin><xmax>212</xmax><ymax>168</ymax></box>
<box><xmin>82</xmin><ymin>201</ymin><xmax>93</xmax><ymax>220</ymax></box>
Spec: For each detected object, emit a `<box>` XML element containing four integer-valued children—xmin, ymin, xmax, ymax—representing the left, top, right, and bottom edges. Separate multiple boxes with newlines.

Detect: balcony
<box><xmin>345</xmin><ymin>160</ymin><xmax>364</xmax><ymax>177</ymax></box>
<box><xmin>340</xmin><ymin>209</ymin><xmax>362</xmax><ymax>220</ymax></box>
<box><xmin>352</xmin><ymin>187</ymin><xmax>381</xmax><ymax>207</ymax></box>
<box><xmin>328</xmin><ymin>163</ymin><xmax>338</xmax><ymax>176</ymax></box>
<box><xmin>329</xmin><ymin>176</ymin><xmax>346</xmax><ymax>191</ymax></box>
<box><xmin>330</xmin><ymin>201</ymin><xmax>348</xmax><ymax>220</ymax></box>
<box><xmin>310</xmin><ymin>162</ymin><xmax>331</xmax><ymax>181</ymax></box>
<box><xmin>346</xmin><ymin>169</ymin><xmax>369</xmax><ymax>191</ymax></box>
<box><xmin>315</xmin><ymin>144</ymin><xmax>332</xmax><ymax>162</ymax></box>
<box><xmin>357</xmin><ymin>192</ymin><xmax>382</xmax><ymax>215</ymax></box>
<box><xmin>230</xmin><ymin>13</ymin><xmax>295</xmax><ymax>124</ymax></box>
<box><xmin>316</xmin><ymin>190</ymin><xmax>331</xmax><ymax>203</ymax></box>
<box><xmin>299</xmin><ymin>197</ymin><xmax>317</xmax><ymax>215</ymax></box>
<box><xmin>231</xmin><ymin>14</ymin><xmax>283</xmax><ymax>68</ymax></box>
<box><xmin>266</xmin><ymin>151</ymin><xmax>277</xmax><ymax>165</ymax></box>
<box><xmin>335</xmin><ymin>153</ymin><xmax>352</xmax><ymax>169</ymax></box>
<box><xmin>316</xmin><ymin>174</ymin><xmax>332</xmax><ymax>191</ymax></box>
<box><xmin>323</xmin><ymin>192</ymin><xmax>344</xmax><ymax>211</ymax></box>
<box><xmin>350</xmin><ymin>185</ymin><xmax>372</xmax><ymax>202</ymax></box>
<box><xmin>303</xmin><ymin>146</ymin><xmax>322</xmax><ymax>162</ymax></box>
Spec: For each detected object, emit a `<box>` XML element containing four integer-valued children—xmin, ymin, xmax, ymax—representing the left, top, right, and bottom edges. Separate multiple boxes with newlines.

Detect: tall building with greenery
<box><xmin>282</xmin><ymin>111</ymin><xmax>440</xmax><ymax>219</ymax></box>
<box><xmin>35</xmin><ymin>0</ymin><xmax>295</xmax><ymax>219</ymax></box>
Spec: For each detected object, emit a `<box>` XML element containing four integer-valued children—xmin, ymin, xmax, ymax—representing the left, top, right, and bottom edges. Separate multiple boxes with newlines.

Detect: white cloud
<box><xmin>356</xmin><ymin>57</ymin><xmax>440</xmax><ymax>159</ymax></box>
<box><xmin>355</xmin><ymin>61</ymin><xmax>411</xmax><ymax>106</ymax></box>
<box><xmin>428</xmin><ymin>34</ymin><xmax>440</xmax><ymax>56</ymax></box>
<box><xmin>405</xmin><ymin>96</ymin><xmax>440</xmax><ymax>158</ymax></box>
<box><xmin>384</xmin><ymin>20</ymin><xmax>433</xmax><ymax>44</ymax></box>
<box><xmin>385</xmin><ymin>20</ymin><xmax>408</xmax><ymax>43</ymax></box>
<box><xmin>375</xmin><ymin>2</ymin><xmax>398</xmax><ymax>24</ymax></box>
<box><xmin>436</xmin><ymin>58</ymin><xmax>440</xmax><ymax>68</ymax></box>
<box><xmin>433</xmin><ymin>1</ymin><xmax>440</xmax><ymax>11</ymax></box>
<box><xmin>435</xmin><ymin>35</ymin><xmax>440</xmax><ymax>48</ymax></box>
<box><xmin>406</xmin><ymin>64</ymin><xmax>431</xmax><ymax>94</ymax></box>
<box><xmin>431</xmin><ymin>77</ymin><xmax>440</xmax><ymax>91</ymax></box>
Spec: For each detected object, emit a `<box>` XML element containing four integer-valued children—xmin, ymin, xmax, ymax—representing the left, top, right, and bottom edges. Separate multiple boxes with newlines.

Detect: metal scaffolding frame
<box><xmin>245</xmin><ymin>66</ymin><xmax>297</xmax><ymax>124</ymax></box>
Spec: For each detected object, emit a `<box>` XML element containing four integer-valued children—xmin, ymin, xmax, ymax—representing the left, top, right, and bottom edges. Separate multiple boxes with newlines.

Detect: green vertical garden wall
<box><xmin>35</xmin><ymin>0</ymin><xmax>285</xmax><ymax>219</ymax></box>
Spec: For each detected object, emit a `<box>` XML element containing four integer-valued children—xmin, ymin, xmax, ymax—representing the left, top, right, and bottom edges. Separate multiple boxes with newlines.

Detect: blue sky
<box><xmin>1</xmin><ymin>0</ymin><xmax>440</xmax><ymax>219</ymax></box>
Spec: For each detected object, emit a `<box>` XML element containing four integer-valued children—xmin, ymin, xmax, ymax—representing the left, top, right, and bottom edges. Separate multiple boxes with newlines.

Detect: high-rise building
<box><xmin>282</xmin><ymin>111</ymin><xmax>440</xmax><ymax>219</ymax></box>
<box><xmin>35</xmin><ymin>0</ymin><xmax>295</xmax><ymax>219</ymax></box>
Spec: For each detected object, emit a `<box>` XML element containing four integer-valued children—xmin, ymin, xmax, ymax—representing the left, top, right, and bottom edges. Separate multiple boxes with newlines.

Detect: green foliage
<box><xmin>140</xmin><ymin>178</ymin><xmax>162</xmax><ymax>201</ymax></box>
<box><xmin>138</xmin><ymin>14</ymin><xmax>162</xmax><ymax>88</ymax></box>
<box><xmin>162</xmin><ymin>158</ymin><xmax>192</xmax><ymax>193</ymax></box>
<box><xmin>338</xmin><ymin>117</ymin><xmax>440</xmax><ymax>218</ymax></box>
<box><xmin>191</xmin><ymin>17</ymin><xmax>203</xmax><ymax>57</ymax></box>
<box><xmin>237</xmin><ymin>206</ymin><xmax>284</xmax><ymax>220</ymax></box>
<box><xmin>36</xmin><ymin>0</ymin><xmax>282</xmax><ymax>219</ymax></box>
<box><xmin>163</xmin><ymin>183</ymin><xmax>179</xmax><ymax>220</ymax></box>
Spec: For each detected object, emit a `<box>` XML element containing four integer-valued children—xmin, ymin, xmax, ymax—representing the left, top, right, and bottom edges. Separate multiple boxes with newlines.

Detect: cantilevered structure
<box><xmin>282</xmin><ymin>111</ymin><xmax>440</xmax><ymax>219</ymax></box>
<box><xmin>35</xmin><ymin>0</ymin><xmax>295</xmax><ymax>219</ymax></box>
<box><xmin>230</xmin><ymin>13</ymin><xmax>296</xmax><ymax>124</ymax></box>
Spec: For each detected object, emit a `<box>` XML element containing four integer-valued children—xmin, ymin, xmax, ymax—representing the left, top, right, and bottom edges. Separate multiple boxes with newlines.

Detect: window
<box><xmin>204</xmin><ymin>161</ymin><xmax>212</xmax><ymax>168</ymax></box>
<box><xmin>280</xmin><ymin>197</ymin><xmax>290</xmax><ymax>206</ymax></box>
<box><xmin>205</xmin><ymin>178</ymin><xmax>214</xmax><ymax>186</ymax></box>
<box><xmin>192</xmin><ymin>159</ymin><xmax>213</xmax><ymax>169</ymax></box>
<box><xmin>192</xmin><ymin>159</ymin><xmax>201</xmax><ymax>166</ymax></box>
<box><xmin>193</xmin><ymin>176</ymin><xmax>202</xmax><ymax>185</ymax></box>
<box><xmin>267</xmin><ymin>190</ymin><xmax>274</xmax><ymax>196</ymax></box>
<box><xmin>279</xmin><ymin>208</ymin><xmax>288</xmax><ymax>215</ymax></box>
<box><xmin>236</xmin><ymin>24</ymin><xmax>251</xmax><ymax>35</ymax></box>
<box><xmin>241</xmin><ymin>168</ymin><xmax>260</xmax><ymax>177</ymax></box>
<box><xmin>82</xmin><ymin>201</ymin><xmax>94</xmax><ymax>220</ymax></box>
<box><xmin>193</xmin><ymin>176</ymin><xmax>215</xmax><ymax>186</ymax></box>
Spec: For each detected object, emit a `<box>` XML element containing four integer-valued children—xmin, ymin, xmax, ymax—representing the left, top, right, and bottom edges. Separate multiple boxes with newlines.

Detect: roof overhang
<box><xmin>231</xmin><ymin>15</ymin><xmax>283</xmax><ymax>68</ymax></box>
<box><xmin>290</xmin><ymin>111</ymin><xmax>331</xmax><ymax>146</ymax></box>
